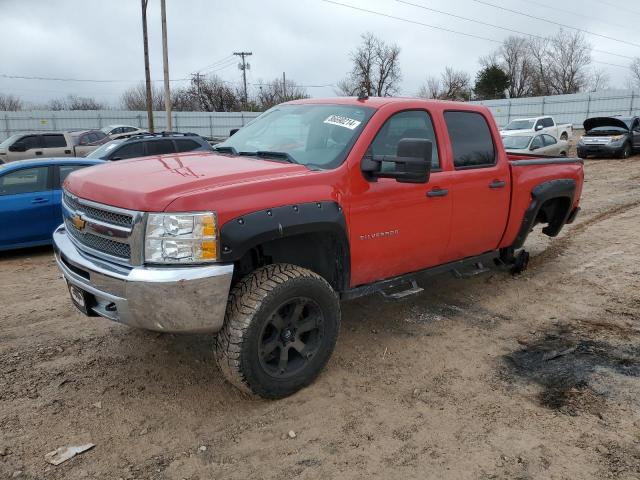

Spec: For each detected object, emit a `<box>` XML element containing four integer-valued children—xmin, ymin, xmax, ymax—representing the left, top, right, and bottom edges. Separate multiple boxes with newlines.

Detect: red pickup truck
<box><xmin>54</xmin><ymin>97</ymin><xmax>583</xmax><ymax>398</ymax></box>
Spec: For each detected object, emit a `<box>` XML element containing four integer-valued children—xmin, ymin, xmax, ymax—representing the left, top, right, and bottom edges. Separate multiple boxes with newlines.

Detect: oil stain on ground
<box><xmin>503</xmin><ymin>328</ymin><xmax>640</xmax><ymax>415</ymax></box>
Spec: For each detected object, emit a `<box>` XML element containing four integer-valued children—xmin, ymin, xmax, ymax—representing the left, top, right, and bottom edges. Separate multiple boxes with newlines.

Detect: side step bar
<box><xmin>342</xmin><ymin>251</ymin><xmax>500</xmax><ymax>301</ymax></box>
<box><xmin>380</xmin><ymin>280</ymin><xmax>424</xmax><ymax>301</ymax></box>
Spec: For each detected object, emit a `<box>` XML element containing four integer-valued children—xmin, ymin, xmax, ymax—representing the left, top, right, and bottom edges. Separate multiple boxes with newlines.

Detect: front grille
<box><xmin>63</xmin><ymin>192</ymin><xmax>132</xmax><ymax>227</ymax></box>
<box><xmin>65</xmin><ymin>218</ymin><xmax>132</xmax><ymax>259</ymax></box>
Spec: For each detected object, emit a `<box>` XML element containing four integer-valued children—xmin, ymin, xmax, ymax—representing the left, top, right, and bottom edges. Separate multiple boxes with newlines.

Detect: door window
<box><xmin>0</xmin><ymin>167</ymin><xmax>49</xmax><ymax>195</ymax></box>
<box><xmin>20</xmin><ymin>135</ymin><xmax>43</xmax><ymax>150</ymax></box>
<box><xmin>43</xmin><ymin>134</ymin><xmax>67</xmax><ymax>148</ymax></box>
<box><xmin>530</xmin><ymin>136</ymin><xmax>544</xmax><ymax>150</ymax></box>
<box><xmin>542</xmin><ymin>134</ymin><xmax>557</xmax><ymax>146</ymax></box>
<box><xmin>174</xmin><ymin>139</ymin><xmax>201</xmax><ymax>152</ymax></box>
<box><xmin>58</xmin><ymin>165</ymin><xmax>88</xmax><ymax>187</ymax></box>
<box><xmin>146</xmin><ymin>139</ymin><xmax>177</xmax><ymax>155</ymax></box>
<box><xmin>541</xmin><ymin>117</ymin><xmax>554</xmax><ymax>128</ymax></box>
<box><xmin>368</xmin><ymin>110</ymin><xmax>440</xmax><ymax>169</ymax></box>
<box><xmin>444</xmin><ymin>111</ymin><xmax>496</xmax><ymax>168</ymax></box>
<box><xmin>111</xmin><ymin>142</ymin><xmax>144</xmax><ymax>160</ymax></box>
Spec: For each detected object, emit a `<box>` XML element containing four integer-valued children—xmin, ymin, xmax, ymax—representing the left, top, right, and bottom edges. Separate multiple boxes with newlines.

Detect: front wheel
<box><xmin>214</xmin><ymin>264</ymin><xmax>340</xmax><ymax>399</ymax></box>
<box><xmin>619</xmin><ymin>143</ymin><xmax>631</xmax><ymax>159</ymax></box>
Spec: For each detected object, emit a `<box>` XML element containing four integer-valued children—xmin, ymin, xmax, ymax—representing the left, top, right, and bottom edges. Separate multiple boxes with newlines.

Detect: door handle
<box><xmin>426</xmin><ymin>188</ymin><xmax>448</xmax><ymax>197</ymax></box>
<box><xmin>31</xmin><ymin>197</ymin><xmax>49</xmax><ymax>204</ymax></box>
<box><xmin>64</xmin><ymin>150</ymin><xmax>72</xmax><ymax>154</ymax></box>
<box><xmin>489</xmin><ymin>180</ymin><xmax>506</xmax><ymax>189</ymax></box>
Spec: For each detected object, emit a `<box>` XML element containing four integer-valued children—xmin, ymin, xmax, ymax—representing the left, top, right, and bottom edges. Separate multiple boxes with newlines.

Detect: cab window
<box><xmin>542</xmin><ymin>134</ymin><xmax>557</xmax><ymax>146</ymax></box>
<box><xmin>368</xmin><ymin>110</ymin><xmax>440</xmax><ymax>170</ymax></box>
<box><xmin>111</xmin><ymin>142</ymin><xmax>144</xmax><ymax>160</ymax></box>
<box><xmin>444</xmin><ymin>111</ymin><xmax>496</xmax><ymax>168</ymax></box>
<box><xmin>530</xmin><ymin>136</ymin><xmax>544</xmax><ymax>150</ymax></box>
<box><xmin>146</xmin><ymin>139</ymin><xmax>176</xmax><ymax>155</ymax></box>
<box><xmin>20</xmin><ymin>135</ymin><xmax>42</xmax><ymax>150</ymax></box>
<box><xmin>43</xmin><ymin>134</ymin><xmax>66</xmax><ymax>148</ymax></box>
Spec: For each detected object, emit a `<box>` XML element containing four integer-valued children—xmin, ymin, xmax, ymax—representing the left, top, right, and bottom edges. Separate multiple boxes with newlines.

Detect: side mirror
<box><xmin>229</xmin><ymin>128</ymin><xmax>239</xmax><ymax>136</ymax></box>
<box><xmin>9</xmin><ymin>142</ymin><xmax>26</xmax><ymax>152</ymax></box>
<box><xmin>535</xmin><ymin>124</ymin><xmax>543</xmax><ymax>131</ymax></box>
<box><xmin>361</xmin><ymin>138</ymin><xmax>432</xmax><ymax>184</ymax></box>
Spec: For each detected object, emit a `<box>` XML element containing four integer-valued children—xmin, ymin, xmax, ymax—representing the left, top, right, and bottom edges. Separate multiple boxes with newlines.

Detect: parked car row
<box><xmin>0</xmin><ymin>132</ymin><xmax>214</xmax><ymax>251</ymax></box>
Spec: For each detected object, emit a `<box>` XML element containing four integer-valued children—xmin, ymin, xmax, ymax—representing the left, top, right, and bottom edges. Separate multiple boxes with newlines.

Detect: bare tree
<box><xmin>256</xmin><ymin>77</ymin><xmax>309</xmax><ymax>110</ymax></box>
<box><xmin>121</xmin><ymin>82</ymin><xmax>164</xmax><ymax>110</ymax></box>
<box><xmin>417</xmin><ymin>76</ymin><xmax>442</xmax><ymax>99</ymax></box>
<box><xmin>47</xmin><ymin>95</ymin><xmax>106</xmax><ymax>110</ymax></box>
<box><xmin>588</xmin><ymin>68</ymin><xmax>610</xmax><ymax>92</ymax></box>
<box><xmin>0</xmin><ymin>93</ymin><xmax>23</xmax><ymax>111</ymax></box>
<box><xmin>194</xmin><ymin>75</ymin><xmax>241</xmax><ymax>112</ymax></box>
<box><xmin>499</xmin><ymin>36</ymin><xmax>533</xmax><ymax>98</ymax></box>
<box><xmin>337</xmin><ymin>33</ymin><xmax>401</xmax><ymax>96</ymax></box>
<box><xmin>439</xmin><ymin>67</ymin><xmax>471</xmax><ymax>101</ymax></box>
<box><xmin>630</xmin><ymin>57</ymin><xmax>640</xmax><ymax>88</ymax></box>
<box><xmin>545</xmin><ymin>30</ymin><xmax>591</xmax><ymax>94</ymax></box>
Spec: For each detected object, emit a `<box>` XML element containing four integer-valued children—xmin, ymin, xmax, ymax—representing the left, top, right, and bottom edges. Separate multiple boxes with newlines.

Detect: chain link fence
<box><xmin>0</xmin><ymin>110</ymin><xmax>261</xmax><ymax>142</ymax></box>
<box><xmin>472</xmin><ymin>89</ymin><xmax>640</xmax><ymax>128</ymax></box>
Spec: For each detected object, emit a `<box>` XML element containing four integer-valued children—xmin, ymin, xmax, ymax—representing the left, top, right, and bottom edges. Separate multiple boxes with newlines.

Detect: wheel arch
<box><xmin>512</xmin><ymin>179</ymin><xmax>576</xmax><ymax>249</ymax></box>
<box><xmin>219</xmin><ymin>201</ymin><xmax>350</xmax><ymax>292</ymax></box>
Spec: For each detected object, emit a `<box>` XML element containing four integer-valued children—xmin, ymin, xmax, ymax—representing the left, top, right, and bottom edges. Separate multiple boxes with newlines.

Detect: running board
<box><xmin>342</xmin><ymin>251</ymin><xmax>500</xmax><ymax>301</ymax></box>
<box><xmin>380</xmin><ymin>280</ymin><xmax>424</xmax><ymax>301</ymax></box>
<box><xmin>452</xmin><ymin>262</ymin><xmax>491</xmax><ymax>279</ymax></box>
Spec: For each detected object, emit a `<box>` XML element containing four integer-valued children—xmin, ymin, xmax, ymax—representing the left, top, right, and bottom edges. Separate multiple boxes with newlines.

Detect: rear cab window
<box><xmin>174</xmin><ymin>139</ymin><xmax>201</xmax><ymax>152</ymax></box>
<box><xmin>43</xmin><ymin>134</ymin><xmax>67</xmax><ymax>148</ymax></box>
<box><xmin>147</xmin><ymin>139</ymin><xmax>176</xmax><ymax>155</ymax></box>
<box><xmin>444</xmin><ymin>111</ymin><xmax>496</xmax><ymax>169</ymax></box>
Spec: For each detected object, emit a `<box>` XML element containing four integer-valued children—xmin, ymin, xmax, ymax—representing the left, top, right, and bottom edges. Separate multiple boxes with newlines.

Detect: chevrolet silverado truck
<box><xmin>53</xmin><ymin>97</ymin><xmax>584</xmax><ymax>398</ymax></box>
<box><xmin>500</xmin><ymin>116</ymin><xmax>573</xmax><ymax>141</ymax></box>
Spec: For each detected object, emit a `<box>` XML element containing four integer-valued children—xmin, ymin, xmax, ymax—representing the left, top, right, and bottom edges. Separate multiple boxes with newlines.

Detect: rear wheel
<box><xmin>214</xmin><ymin>264</ymin><xmax>340</xmax><ymax>398</ymax></box>
<box><xmin>560</xmin><ymin>132</ymin><xmax>568</xmax><ymax>141</ymax></box>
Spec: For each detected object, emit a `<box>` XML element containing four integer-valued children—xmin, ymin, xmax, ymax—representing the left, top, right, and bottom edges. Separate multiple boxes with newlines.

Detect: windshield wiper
<box><xmin>238</xmin><ymin>150</ymin><xmax>299</xmax><ymax>164</ymax></box>
<box><xmin>212</xmin><ymin>145</ymin><xmax>238</xmax><ymax>155</ymax></box>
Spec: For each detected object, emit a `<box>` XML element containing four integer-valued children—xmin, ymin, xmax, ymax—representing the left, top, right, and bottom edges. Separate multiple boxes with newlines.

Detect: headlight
<box><xmin>609</xmin><ymin>135</ymin><xmax>624</xmax><ymax>143</ymax></box>
<box><xmin>145</xmin><ymin>212</ymin><xmax>217</xmax><ymax>264</ymax></box>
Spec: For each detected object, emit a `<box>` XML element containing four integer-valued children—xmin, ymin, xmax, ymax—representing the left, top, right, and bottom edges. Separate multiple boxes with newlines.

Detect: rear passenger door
<box><xmin>443</xmin><ymin>110</ymin><xmax>510</xmax><ymax>262</ymax></box>
<box><xmin>42</xmin><ymin>133</ymin><xmax>72</xmax><ymax>158</ymax></box>
<box><xmin>632</xmin><ymin>119</ymin><xmax>640</xmax><ymax>151</ymax></box>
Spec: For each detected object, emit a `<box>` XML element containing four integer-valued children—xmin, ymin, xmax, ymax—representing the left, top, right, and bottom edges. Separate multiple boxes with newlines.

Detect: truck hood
<box><xmin>500</xmin><ymin>129</ymin><xmax>533</xmax><ymax>137</ymax></box>
<box><xmin>583</xmin><ymin>117</ymin><xmax>629</xmax><ymax>132</ymax></box>
<box><xmin>64</xmin><ymin>151</ymin><xmax>311</xmax><ymax>212</ymax></box>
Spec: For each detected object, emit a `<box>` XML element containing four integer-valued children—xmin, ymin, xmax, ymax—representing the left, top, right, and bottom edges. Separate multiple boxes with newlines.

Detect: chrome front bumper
<box><xmin>53</xmin><ymin>225</ymin><xmax>234</xmax><ymax>333</ymax></box>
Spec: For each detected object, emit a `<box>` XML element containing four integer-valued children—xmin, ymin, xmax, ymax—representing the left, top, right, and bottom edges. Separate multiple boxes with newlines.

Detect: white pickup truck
<box><xmin>500</xmin><ymin>116</ymin><xmax>573</xmax><ymax>141</ymax></box>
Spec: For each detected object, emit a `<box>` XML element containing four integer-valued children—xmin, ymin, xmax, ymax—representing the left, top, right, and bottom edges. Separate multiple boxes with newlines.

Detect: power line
<box><xmin>194</xmin><ymin>54</ymin><xmax>235</xmax><ymax>73</ymax></box>
<box><xmin>590</xmin><ymin>0</ymin><xmax>640</xmax><ymax>17</ymax></box>
<box><xmin>321</xmin><ymin>0</ymin><xmax>503</xmax><ymax>44</ymax></box>
<box><xmin>396</xmin><ymin>0</ymin><xmax>636</xmax><ymax>60</ymax></box>
<box><xmin>0</xmin><ymin>73</ymin><xmax>191</xmax><ymax>83</ymax></box>
<box><xmin>469</xmin><ymin>0</ymin><xmax>640</xmax><ymax>48</ymax></box>
<box><xmin>520</xmin><ymin>0</ymin><xmax>637</xmax><ymax>32</ymax></box>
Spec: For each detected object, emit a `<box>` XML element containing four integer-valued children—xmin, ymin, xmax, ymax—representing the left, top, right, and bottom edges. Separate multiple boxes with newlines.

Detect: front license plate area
<box><xmin>68</xmin><ymin>284</ymin><xmax>95</xmax><ymax>316</ymax></box>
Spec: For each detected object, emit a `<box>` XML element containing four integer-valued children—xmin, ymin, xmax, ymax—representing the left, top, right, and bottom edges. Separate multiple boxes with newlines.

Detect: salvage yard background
<box><xmin>1</xmin><ymin>153</ymin><xmax>639</xmax><ymax>480</ymax></box>
<box><xmin>1</xmin><ymin>88</ymin><xmax>639</xmax><ymax>141</ymax></box>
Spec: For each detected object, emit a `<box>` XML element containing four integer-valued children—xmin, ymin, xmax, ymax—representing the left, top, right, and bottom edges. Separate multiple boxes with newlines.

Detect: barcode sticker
<box><xmin>324</xmin><ymin>115</ymin><xmax>361</xmax><ymax>130</ymax></box>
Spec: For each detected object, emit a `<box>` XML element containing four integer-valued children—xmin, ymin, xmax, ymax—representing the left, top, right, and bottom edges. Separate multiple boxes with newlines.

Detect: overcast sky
<box><xmin>1</xmin><ymin>0</ymin><xmax>638</xmax><ymax>107</ymax></box>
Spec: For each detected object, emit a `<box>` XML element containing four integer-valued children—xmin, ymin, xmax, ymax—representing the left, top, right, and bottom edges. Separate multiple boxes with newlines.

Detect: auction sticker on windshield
<box><xmin>324</xmin><ymin>115</ymin><xmax>361</xmax><ymax>130</ymax></box>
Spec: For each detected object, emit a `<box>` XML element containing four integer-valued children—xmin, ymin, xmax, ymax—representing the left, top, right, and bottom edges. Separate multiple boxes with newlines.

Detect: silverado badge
<box><xmin>71</xmin><ymin>214</ymin><xmax>86</xmax><ymax>231</ymax></box>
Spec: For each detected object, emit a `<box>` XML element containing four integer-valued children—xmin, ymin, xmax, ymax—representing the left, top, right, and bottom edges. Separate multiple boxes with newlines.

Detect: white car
<box><xmin>502</xmin><ymin>134</ymin><xmax>569</xmax><ymax>157</ymax></box>
<box><xmin>500</xmin><ymin>116</ymin><xmax>573</xmax><ymax>141</ymax></box>
<box><xmin>100</xmin><ymin>125</ymin><xmax>147</xmax><ymax>140</ymax></box>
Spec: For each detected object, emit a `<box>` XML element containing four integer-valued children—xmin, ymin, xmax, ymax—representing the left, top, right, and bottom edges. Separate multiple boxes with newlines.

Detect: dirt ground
<box><xmin>1</xmin><ymin>153</ymin><xmax>640</xmax><ymax>480</ymax></box>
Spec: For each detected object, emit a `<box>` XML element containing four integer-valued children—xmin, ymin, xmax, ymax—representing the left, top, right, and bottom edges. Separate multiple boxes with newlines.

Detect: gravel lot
<box><xmin>1</xmin><ymin>154</ymin><xmax>639</xmax><ymax>480</ymax></box>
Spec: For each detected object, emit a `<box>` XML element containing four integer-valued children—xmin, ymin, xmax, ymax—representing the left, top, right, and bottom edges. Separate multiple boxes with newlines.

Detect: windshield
<box><xmin>0</xmin><ymin>134</ymin><xmax>22</xmax><ymax>149</ymax></box>
<box><xmin>502</xmin><ymin>135</ymin><xmax>532</xmax><ymax>149</ymax></box>
<box><xmin>504</xmin><ymin>120</ymin><xmax>535</xmax><ymax>130</ymax></box>
<box><xmin>216</xmin><ymin>104</ymin><xmax>375</xmax><ymax>169</ymax></box>
<box><xmin>86</xmin><ymin>139</ymin><xmax>123</xmax><ymax>158</ymax></box>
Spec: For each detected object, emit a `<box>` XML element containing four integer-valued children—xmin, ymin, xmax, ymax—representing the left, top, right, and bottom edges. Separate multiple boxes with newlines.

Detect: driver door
<box><xmin>348</xmin><ymin>110</ymin><xmax>453</xmax><ymax>287</ymax></box>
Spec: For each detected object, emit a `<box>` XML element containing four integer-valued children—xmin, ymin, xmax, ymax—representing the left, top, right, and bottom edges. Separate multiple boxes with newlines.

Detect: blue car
<box><xmin>0</xmin><ymin>158</ymin><xmax>104</xmax><ymax>251</ymax></box>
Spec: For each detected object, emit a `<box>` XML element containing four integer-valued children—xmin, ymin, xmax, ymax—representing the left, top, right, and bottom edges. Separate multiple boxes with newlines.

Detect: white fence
<box><xmin>2</xmin><ymin>89</ymin><xmax>640</xmax><ymax>141</ymax></box>
<box><xmin>472</xmin><ymin>89</ymin><xmax>640</xmax><ymax>128</ymax></box>
<box><xmin>0</xmin><ymin>110</ymin><xmax>262</xmax><ymax>142</ymax></box>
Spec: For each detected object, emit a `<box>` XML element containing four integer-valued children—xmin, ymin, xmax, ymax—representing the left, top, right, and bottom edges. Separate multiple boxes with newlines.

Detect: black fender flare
<box><xmin>512</xmin><ymin>179</ymin><xmax>576</xmax><ymax>249</ymax></box>
<box><xmin>219</xmin><ymin>201</ymin><xmax>350</xmax><ymax>282</ymax></box>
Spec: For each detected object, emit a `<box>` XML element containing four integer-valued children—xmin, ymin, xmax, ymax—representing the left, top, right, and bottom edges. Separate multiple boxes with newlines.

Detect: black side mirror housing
<box><xmin>361</xmin><ymin>138</ymin><xmax>432</xmax><ymax>184</ymax></box>
<box><xmin>229</xmin><ymin>128</ymin><xmax>239</xmax><ymax>136</ymax></box>
<box><xmin>9</xmin><ymin>143</ymin><xmax>26</xmax><ymax>152</ymax></box>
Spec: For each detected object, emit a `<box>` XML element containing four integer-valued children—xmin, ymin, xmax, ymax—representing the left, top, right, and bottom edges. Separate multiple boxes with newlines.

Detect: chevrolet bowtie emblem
<box><xmin>71</xmin><ymin>214</ymin><xmax>86</xmax><ymax>231</ymax></box>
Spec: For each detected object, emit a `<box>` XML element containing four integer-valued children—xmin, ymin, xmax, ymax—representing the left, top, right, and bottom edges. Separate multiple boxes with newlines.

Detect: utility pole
<box><xmin>282</xmin><ymin>71</ymin><xmax>286</xmax><ymax>101</ymax></box>
<box><xmin>191</xmin><ymin>72</ymin><xmax>203</xmax><ymax>110</ymax></box>
<box><xmin>161</xmin><ymin>0</ymin><xmax>172</xmax><ymax>131</ymax></box>
<box><xmin>233</xmin><ymin>51</ymin><xmax>252</xmax><ymax>109</ymax></box>
<box><xmin>141</xmin><ymin>0</ymin><xmax>154</xmax><ymax>132</ymax></box>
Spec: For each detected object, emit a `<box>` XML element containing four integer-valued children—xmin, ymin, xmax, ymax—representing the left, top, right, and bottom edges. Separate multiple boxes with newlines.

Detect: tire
<box><xmin>577</xmin><ymin>153</ymin><xmax>587</xmax><ymax>159</ymax></box>
<box><xmin>560</xmin><ymin>132</ymin><xmax>568</xmax><ymax>141</ymax></box>
<box><xmin>620</xmin><ymin>143</ymin><xmax>631</xmax><ymax>159</ymax></box>
<box><xmin>214</xmin><ymin>263</ymin><xmax>341</xmax><ymax>399</ymax></box>
<box><xmin>560</xmin><ymin>151</ymin><xmax>567</xmax><ymax>157</ymax></box>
